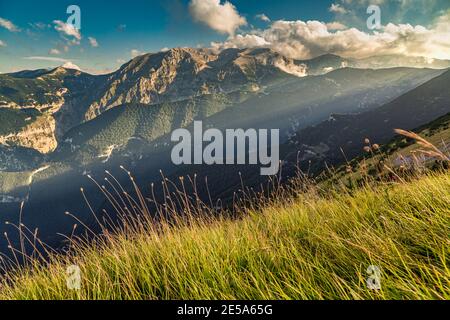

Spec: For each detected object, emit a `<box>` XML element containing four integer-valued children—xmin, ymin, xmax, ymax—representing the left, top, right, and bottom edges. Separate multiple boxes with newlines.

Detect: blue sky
<box><xmin>0</xmin><ymin>0</ymin><xmax>449</xmax><ymax>73</ymax></box>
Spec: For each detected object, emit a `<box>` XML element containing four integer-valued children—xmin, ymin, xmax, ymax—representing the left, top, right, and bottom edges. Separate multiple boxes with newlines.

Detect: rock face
<box><xmin>84</xmin><ymin>48</ymin><xmax>302</xmax><ymax>119</ymax></box>
<box><xmin>0</xmin><ymin>113</ymin><xmax>57</xmax><ymax>153</ymax></box>
<box><xmin>0</xmin><ymin>66</ymin><xmax>100</xmax><ymax>152</ymax></box>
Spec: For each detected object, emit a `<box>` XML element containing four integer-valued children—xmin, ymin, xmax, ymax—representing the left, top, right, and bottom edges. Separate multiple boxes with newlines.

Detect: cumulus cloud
<box><xmin>212</xmin><ymin>11</ymin><xmax>450</xmax><ymax>60</ymax></box>
<box><xmin>0</xmin><ymin>17</ymin><xmax>20</xmax><ymax>32</ymax></box>
<box><xmin>212</xmin><ymin>34</ymin><xmax>270</xmax><ymax>50</ymax></box>
<box><xmin>256</xmin><ymin>14</ymin><xmax>271</xmax><ymax>23</ymax></box>
<box><xmin>326</xmin><ymin>21</ymin><xmax>347</xmax><ymax>30</ymax></box>
<box><xmin>53</xmin><ymin>20</ymin><xmax>81</xmax><ymax>43</ymax></box>
<box><xmin>0</xmin><ymin>40</ymin><xmax>6</xmax><ymax>47</ymax></box>
<box><xmin>88</xmin><ymin>37</ymin><xmax>99</xmax><ymax>47</ymax></box>
<box><xmin>189</xmin><ymin>0</ymin><xmax>247</xmax><ymax>35</ymax></box>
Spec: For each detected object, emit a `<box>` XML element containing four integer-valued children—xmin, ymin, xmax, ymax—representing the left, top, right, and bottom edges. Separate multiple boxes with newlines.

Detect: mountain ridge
<box><xmin>0</xmin><ymin>48</ymin><xmax>448</xmax><ymax>156</ymax></box>
<box><xmin>284</xmin><ymin>69</ymin><xmax>450</xmax><ymax>173</ymax></box>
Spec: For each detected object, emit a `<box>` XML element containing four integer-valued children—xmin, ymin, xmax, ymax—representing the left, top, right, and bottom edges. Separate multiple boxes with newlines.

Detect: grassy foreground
<box><xmin>0</xmin><ymin>172</ymin><xmax>449</xmax><ymax>300</ymax></box>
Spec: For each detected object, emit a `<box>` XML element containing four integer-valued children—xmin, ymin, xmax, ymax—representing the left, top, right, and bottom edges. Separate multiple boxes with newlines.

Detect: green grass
<box><xmin>0</xmin><ymin>171</ymin><xmax>448</xmax><ymax>300</ymax></box>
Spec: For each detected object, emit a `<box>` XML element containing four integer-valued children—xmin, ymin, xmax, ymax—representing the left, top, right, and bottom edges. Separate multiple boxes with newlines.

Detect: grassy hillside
<box><xmin>325</xmin><ymin>112</ymin><xmax>450</xmax><ymax>188</ymax></box>
<box><xmin>0</xmin><ymin>169</ymin><xmax>448</xmax><ymax>300</ymax></box>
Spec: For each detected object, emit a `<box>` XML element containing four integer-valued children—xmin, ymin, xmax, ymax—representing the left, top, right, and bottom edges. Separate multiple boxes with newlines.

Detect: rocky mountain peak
<box><xmin>47</xmin><ymin>67</ymin><xmax>82</xmax><ymax>78</ymax></box>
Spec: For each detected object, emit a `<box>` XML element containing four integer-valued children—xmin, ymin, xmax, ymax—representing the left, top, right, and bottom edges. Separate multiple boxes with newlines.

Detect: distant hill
<box><xmin>284</xmin><ymin>69</ymin><xmax>450</xmax><ymax>173</ymax></box>
<box><xmin>195</xmin><ymin>67</ymin><xmax>445</xmax><ymax>140</ymax></box>
<box><xmin>354</xmin><ymin>54</ymin><xmax>450</xmax><ymax>70</ymax></box>
<box><xmin>295</xmin><ymin>53</ymin><xmax>350</xmax><ymax>75</ymax></box>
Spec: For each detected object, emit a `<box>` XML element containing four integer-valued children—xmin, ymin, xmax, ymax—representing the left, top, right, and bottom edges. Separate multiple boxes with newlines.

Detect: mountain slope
<box><xmin>295</xmin><ymin>53</ymin><xmax>350</xmax><ymax>74</ymax></box>
<box><xmin>188</xmin><ymin>67</ymin><xmax>445</xmax><ymax>139</ymax></box>
<box><xmin>355</xmin><ymin>54</ymin><xmax>450</xmax><ymax>70</ymax></box>
<box><xmin>284</xmin><ymin>69</ymin><xmax>450</xmax><ymax>173</ymax></box>
<box><xmin>54</xmin><ymin>92</ymin><xmax>236</xmax><ymax>164</ymax></box>
<box><xmin>0</xmin><ymin>67</ymin><xmax>104</xmax><ymax>150</ymax></box>
<box><xmin>84</xmin><ymin>48</ymin><xmax>299</xmax><ymax>119</ymax></box>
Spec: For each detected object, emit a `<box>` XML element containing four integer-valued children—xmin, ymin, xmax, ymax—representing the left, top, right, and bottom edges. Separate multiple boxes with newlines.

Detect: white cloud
<box><xmin>0</xmin><ymin>17</ymin><xmax>20</xmax><ymax>32</ymax></box>
<box><xmin>24</xmin><ymin>56</ymin><xmax>71</xmax><ymax>62</ymax></box>
<box><xmin>189</xmin><ymin>0</ymin><xmax>247</xmax><ymax>35</ymax></box>
<box><xmin>49</xmin><ymin>48</ymin><xmax>61</xmax><ymax>55</ymax></box>
<box><xmin>23</xmin><ymin>57</ymin><xmax>82</xmax><ymax>72</ymax></box>
<box><xmin>62</xmin><ymin>61</ymin><xmax>81</xmax><ymax>71</ymax></box>
<box><xmin>326</xmin><ymin>21</ymin><xmax>347</xmax><ymax>30</ymax></box>
<box><xmin>88</xmin><ymin>37</ymin><xmax>99</xmax><ymax>48</ymax></box>
<box><xmin>160</xmin><ymin>47</ymin><xmax>170</xmax><ymax>52</ymax></box>
<box><xmin>273</xmin><ymin>59</ymin><xmax>308</xmax><ymax>77</ymax></box>
<box><xmin>53</xmin><ymin>20</ymin><xmax>81</xmax><ymax>42</ymax></box>
<box><xmin>0</xmin><ymin>40</ymin><xmax>6</xmax><ymax>47</ymax></box>
<box><xmin>329</xmin><ymin>3</ymin><xmax>347</xmax><ymax>14</ymax></box>
<box><xmin>256</xmin><ymin>14</ymin><xmax>271</xmax><ymax>23</ymax></box>
<box><xmin>212</xmin><ymin>34</ymin><xmax>270</xmax><ymax>51</ymax></box>
<box><xmin>131</xmin><ymin>49</ymin><xmax>143</xmax><ymax>58</ymax></box>
<box><xmin>212</xmin><ymin>11</ymin><xmax>450</xmax><ymax>60</ymax></box>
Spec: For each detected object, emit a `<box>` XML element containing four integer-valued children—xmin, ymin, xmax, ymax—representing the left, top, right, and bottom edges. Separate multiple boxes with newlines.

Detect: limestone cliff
<box><xmin>0</xmin><ymin>114</ymin><xmax>57</xmax><ymax>154</ymax></box>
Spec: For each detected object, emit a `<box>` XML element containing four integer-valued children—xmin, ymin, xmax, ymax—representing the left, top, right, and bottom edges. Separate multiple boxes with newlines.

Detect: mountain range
<box><xmin>0</xmin><ymin>48</ymin><xmax>449</xmax><ymax>255</ymax></box>
<box><xmin>284</xmin><ymin>69</ymin><xmax>450</xmax><ymax>174</ymax></box>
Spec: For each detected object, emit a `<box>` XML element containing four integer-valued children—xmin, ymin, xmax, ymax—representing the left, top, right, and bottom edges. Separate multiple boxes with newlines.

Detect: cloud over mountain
<box><xmin>213</xmin><ymin>10</ymin><xmax>450</xmax><ymax>60</ymax></box>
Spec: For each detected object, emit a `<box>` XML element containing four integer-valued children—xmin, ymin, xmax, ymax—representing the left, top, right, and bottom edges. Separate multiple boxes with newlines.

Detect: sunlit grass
<box><xmin>0</xmin><ymin>170</ymin><xmax>448</xmax><ymax>300</ymax></box>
